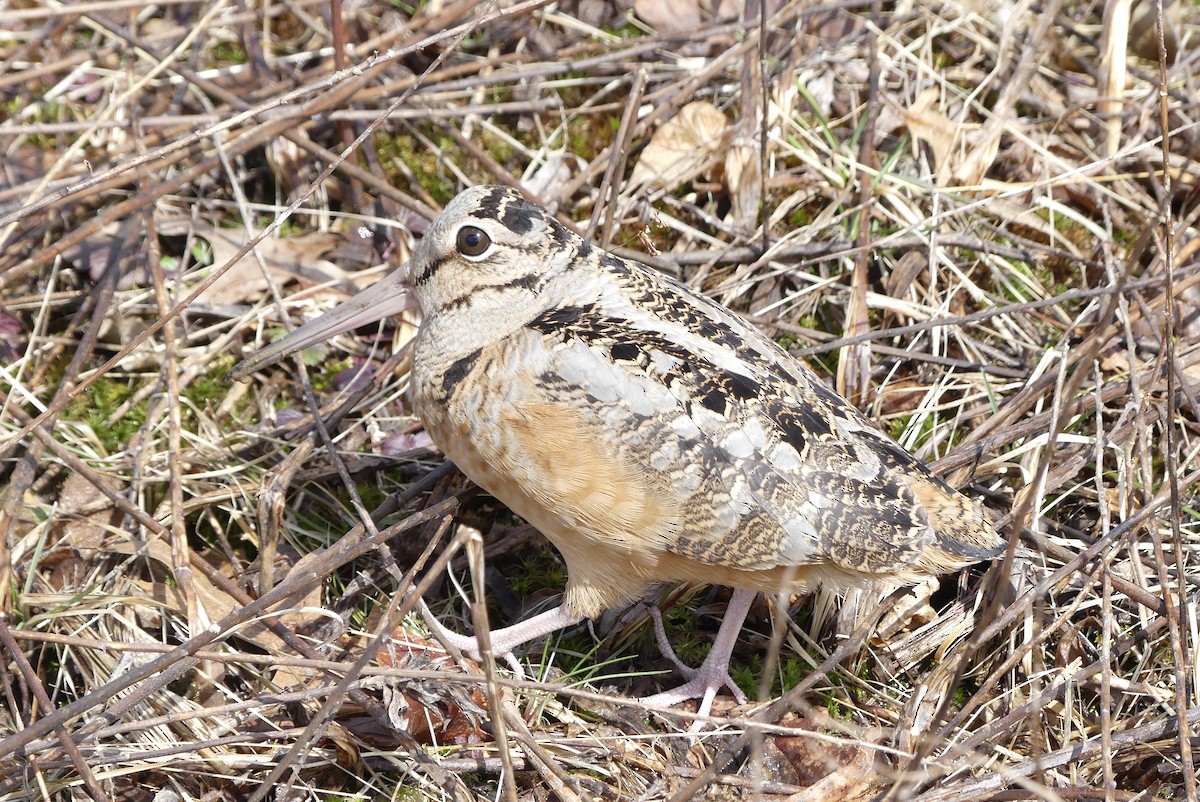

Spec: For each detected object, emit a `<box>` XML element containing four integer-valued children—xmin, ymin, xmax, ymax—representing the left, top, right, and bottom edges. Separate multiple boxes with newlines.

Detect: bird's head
<box><xmin>404</xmin><ymin>185</ymin><xmax>577</xmax><ymax>318</ymax></box>
<box><xmin>229</xmin><ymin>186</ymin><xmax>575</xmax><ymax>380</ymax></box>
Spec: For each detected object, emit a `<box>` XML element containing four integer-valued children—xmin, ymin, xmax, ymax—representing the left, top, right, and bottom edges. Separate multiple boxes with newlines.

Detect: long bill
<box><xmin>229</xmin><ymin>267</ymin><xmax>417</xmax><ymax>381</ymax></box>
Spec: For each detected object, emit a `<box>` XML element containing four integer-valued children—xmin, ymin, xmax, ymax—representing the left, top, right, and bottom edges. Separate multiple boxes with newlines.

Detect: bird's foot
<box><xmin>648</xmin><ymin>600</ymin><xmax>748</xmax><ymax>720</ymax></box>
<box><xmin>640</xmin><ymin>590</ymin><xmax>758</xmax><ymax>723</ymax></box>
<box><xmin>645</xmin><ymin>603</ymin><xmax>749</xmax><ymax>705</ymax></box>
<box><xmin>639</xmin><ymin>655</ymin><xmax>747</xmax><ymax>720</ymax></box>
<box><xmin>645</xmin><ymin>603</ymin><xmax>692</xmax><ymax>676</ymax></box>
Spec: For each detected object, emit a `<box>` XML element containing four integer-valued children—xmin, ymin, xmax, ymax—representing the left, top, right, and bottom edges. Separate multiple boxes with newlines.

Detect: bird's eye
<box><xmin>456</xmin><ymin>226</ymin><xmax>491</xmax><ymax>258</ymax></box>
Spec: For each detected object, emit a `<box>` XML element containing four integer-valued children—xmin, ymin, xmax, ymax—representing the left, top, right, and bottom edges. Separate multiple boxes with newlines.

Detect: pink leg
<box><xmin>422</xmin><ymin>601</ymin><xmax>584</xmax><ymax>676</ymax></box>
<box><xmin>641</xmin><ymin>588</ymin><xmax>756</xmax><ymax>717</ymax></box>
<box><xmin>647</xmin><ymin>603</ymin><xmax>694</xmax><ymax>676</ymax></box>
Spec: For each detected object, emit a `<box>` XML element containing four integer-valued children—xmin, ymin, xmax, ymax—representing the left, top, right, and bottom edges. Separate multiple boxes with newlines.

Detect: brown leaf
<box><xmin>883</xmin><ymin>250</ymin><xmax>927</xmax><ymax>298</ymax></box>
<box><xmin>1130</xmin><ymin>0</ymin><xmax>1184</xmax><ymax>62</ymax></box>
<box><xmin>769</xmin><ymin>715</ymin><xmax>879</xmax><ymax>801</ymax></box>
<box><xmin>157</xmin><ymin>218</ymin><xmax>360</xmax><ymax>307</ymax></box>
<box><xmin>876</xmin><ymin>378</ymin><xmax>931</xmax><ymax>417</ymax></box>
<box><xmin>346</xmin><ymin>630</ymin><xmax>489</xmax><ymax>746</ymax></box>
<box><xmin>0</xmin><ymin>146</ymin><xmax>51</xmax><ymax>191</ymax></box>
<box><xmin>633</xmin><ymin>0</ymin><xmax>702</xmax><ymax>35</ymax></box>
<box><xmin>34</xmin><ymin>473</ymin><xmax>122</xmax><ymax>591</ymax></box>
<box><xmin>629</xmin><ymin>101</ymin><xmax>730</xmax><ymax>192</ymax></box>
<box><xmin>901</xmin><ymin>88</ymin><xmax>961</xmax><ymax>187</ymax></box>
<box><xmin>104</xmin><ymin>532</ymin><xmax>315</xmax><ymax>653</ymax></box>
<box><xmin>60</xmin><ymin>219</ymin><xmax>146</xmax><ymax>284</ymax></box>
<box><xmin>523</xmin><ymin>152</ymin><xmax>584</xmax><ymax>202</ymax></box>
<box><xmin>50</xmin><ymin>472</ymin><xmax>124</xmax><ymax>552</ymax></box>
<box><xmin>725</xmin><ymin>139</ymin><xmax>761</xmax><ymax>231</ymax></box>
<box><xmin>0</xmin><ymin>305</ymin><xmax>25</xmax><ymax>364</ymax></box>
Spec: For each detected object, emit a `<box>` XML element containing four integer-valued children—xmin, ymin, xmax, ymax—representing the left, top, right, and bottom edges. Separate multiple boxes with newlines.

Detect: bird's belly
<box><xmin>422</xmin><ymin>391</ymin><xmax>662</xmax><ymax>534</ymax></box>
<box><xmin>419</xmin><ymin>388</ymin><xmax>696</xmax><ymax>614</ymax></box>
<box><xmin>423</xmin><ymin>406</ymin><xmax>557</xmax><ymax>532</ymax></box>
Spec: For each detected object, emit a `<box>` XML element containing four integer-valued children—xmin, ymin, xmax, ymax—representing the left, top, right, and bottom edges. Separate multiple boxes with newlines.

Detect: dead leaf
<box><xmin>0</xmin><ymin>146</ymin><xmax>51</xmax><ymax>191</ymax></box>
<box><xmin>339</xmin><ymin>630</ymin><xmax>488</xmax><ymax>747</ymax></box>
<box><xmin>883</xmin><ymin>250</ymin><xmax>927</xmax><ymax>298</ymax></box>
<box><xmin>634</xmin><ymin>0</ymin><xmax>702</xmax><ymax>35</ymax></box>
<box><xmin>871</xmin><ymin>577</ymin><xmax>937</xmax><ymax>644</ymax></box>
<box><xmin>60</xmin><ymin>219</ymin><xmax>146</xmax><ymax>285</ymax></box>
<box><xmin>49</xmin><ymin>472</ymin><xmax>124</xmax><ymax>552</ymax></box>
<box><xmin>106</xmin><ymin>532</ymin><xmax>316</xmax><ymax>653</ymax></box>
<box><xmin>629</xmin><ymin>101</ymin><xmax>730</xmax><ymax>192</ymax></box>
<box><xmin>0</xmin><ymin>305</ymin><xmax>25</xmax><ymax>362</ymax></box>
<box><xmin>379</xmin><ymin>430</ymin><xmax>436</xmax><ymax>457</ymax></box>
<box><xmin>523</xmin><ymin>152</ymin><xmax>584</xmax><ymax>202</ymax></box>
<box><xmin>716</xmin><ymin>0</ymin><xmax>786</xmax><ymax>22</ymax></box>
<box><xmin>876</xmin><ymin>378</ymin><xmax>932</xmax><ymax>417</ymax></box>
<box><xmin>28</xmin><ymin>473</ymin><xmax>122</xmax><ymax>592</ymax></box>
<box><xmin>901</xmin><ymin>88</ymin><xmax>962</xmax><ymax>187</ymax></box>
<box><xmin>1130</xmin><ymin>0</ymin><xmax>1184</xmax><ymax>62</ymax></box>
<box><xmin>770</xmin><ymin>717</ymin><xmax>878</xmax><ymax>801</ymax></box>
<box><xmin>157</xmin><ymin>218</ymin><xmax>362</xmax><ymax>307</ymax></box>
<box><xmin>725</xmin><ymin>139</ymin><xmax>761</xmax><ymax>231</ymax></box>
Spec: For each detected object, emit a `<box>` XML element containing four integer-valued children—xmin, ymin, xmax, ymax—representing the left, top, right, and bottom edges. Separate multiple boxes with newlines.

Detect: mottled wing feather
<box><xmin>525</xmin><ymin>252</ymin><xmax>995</xmax><ymax>580</ymax></box>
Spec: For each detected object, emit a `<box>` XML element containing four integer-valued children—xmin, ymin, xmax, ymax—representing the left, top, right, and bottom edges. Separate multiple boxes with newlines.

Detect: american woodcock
<box><xmin>232</xmin><ymin>185</ymin><xmax>1002</xmax><ymax>717</ymax></box>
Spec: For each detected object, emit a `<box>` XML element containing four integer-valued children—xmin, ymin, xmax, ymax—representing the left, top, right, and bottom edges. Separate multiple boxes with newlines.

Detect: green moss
<box><xmin>888</xmin><ymin>415</ymin><xmax>911</xmax><ymax>443</ymax></box>
<box><xmin>788</xmin><ymin>205</ymin><xmax>816</xmax><ymax>229</ymax></box>
<box><xmin>374</xmin><ymin>131</ymin><xmax>459</xmax><ymax>205</ymax></box>
<box><xmin>931</xmin><ymin>49</ymin><xmax>955</xmax><ymax>71</ymax></box>
<box><xmin>5</xmin><ymin>93</ymin><xmax>72</xmax><ymax>149</ymax></box>
<box><xmin>210</xmin><ymin>41</ymin><xmax>248</xmax><ymax>65</ymax></box>
<box><xmin>603</xmin><ymin>19</ymin><xmax>644</xmax><ymax>39</ymax></box>
<box><xmin>183</xmin><ymin>362</ymin><xmax>232</xmax><ymax>411</ymax></box>
<box><xmin>352</xmin><ymin>483</ymin><xmax>389</xmax><ymax>512</ymax></box>
<box><xmin>507</xmin><ymin>549</ymin><xmax>568</xmax><ymax>597</ymax></box>
<box><xmin>560</xmin><ymin>113</ymin><xmax>619</xmax><ymax>159</ymax></box>
<box><xmin>813</xmin><ymin>671</ymin><xmax>862</xmax><ymax>721</ymax></box>
<box><xmin>657</xmin><ymin>605</ymin><xmax>712</xmax><ymax>667</ymax></box>
<box><xmin>383</xmin><ymin>125</ymin><xmax>523</xmax><ymax>194</ymax></box>
<box><xmin>730</xmin><ymin>653</ymin><xmax>810</xmax><ymax>699</ymax></box>
<box><xmin>70</xmin><ymin>28</ymin><xmax>98</xmax><ymax>49</ymax></box>
<box><xmin>378</xmin><ymin>89</ymin><xmax>621</xmax><ymax>197</ymax></box>
<box><xmin>62</xmin><ymin>377</ymin><xmax>147</xmax><ymax>453</ymax></box>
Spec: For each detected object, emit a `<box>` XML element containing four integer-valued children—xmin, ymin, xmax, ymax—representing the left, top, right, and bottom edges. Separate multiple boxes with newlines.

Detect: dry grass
<box><xmin>1</xmin><ymin>0</ymin><xmax>1198</xmax><ymax>800</ymax></box>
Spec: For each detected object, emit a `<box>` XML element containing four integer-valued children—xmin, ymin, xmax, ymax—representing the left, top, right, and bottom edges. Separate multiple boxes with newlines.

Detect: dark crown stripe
<box><xmin>473</xmin><ymin>186</ymin><xmax>513</xmax><ymax>220</ymax></box>
<box><xmin>500</xmin><ymin>200</ymin><xmax>540</xmax><ymax>234</ymax></box>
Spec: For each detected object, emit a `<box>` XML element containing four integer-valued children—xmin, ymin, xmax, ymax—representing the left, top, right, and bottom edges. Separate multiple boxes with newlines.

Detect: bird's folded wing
<box><xmin>526</xmin><ymin>303</ymin><xmax>994</xmax><ymax>580</ymax></box>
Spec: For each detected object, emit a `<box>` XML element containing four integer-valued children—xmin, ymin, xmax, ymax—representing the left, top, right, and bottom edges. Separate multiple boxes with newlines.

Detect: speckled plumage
<box><xmin>234</xmin><ymin>185</ymin><xmax>1002</xmax><ymax>716</ymax></box>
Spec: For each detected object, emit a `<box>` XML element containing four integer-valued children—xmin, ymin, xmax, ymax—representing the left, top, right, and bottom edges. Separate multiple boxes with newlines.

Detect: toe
<box><xmin>640</xmin><ymin>668</ymin><xmax>746</xmax><ymax>718</ymax></box>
